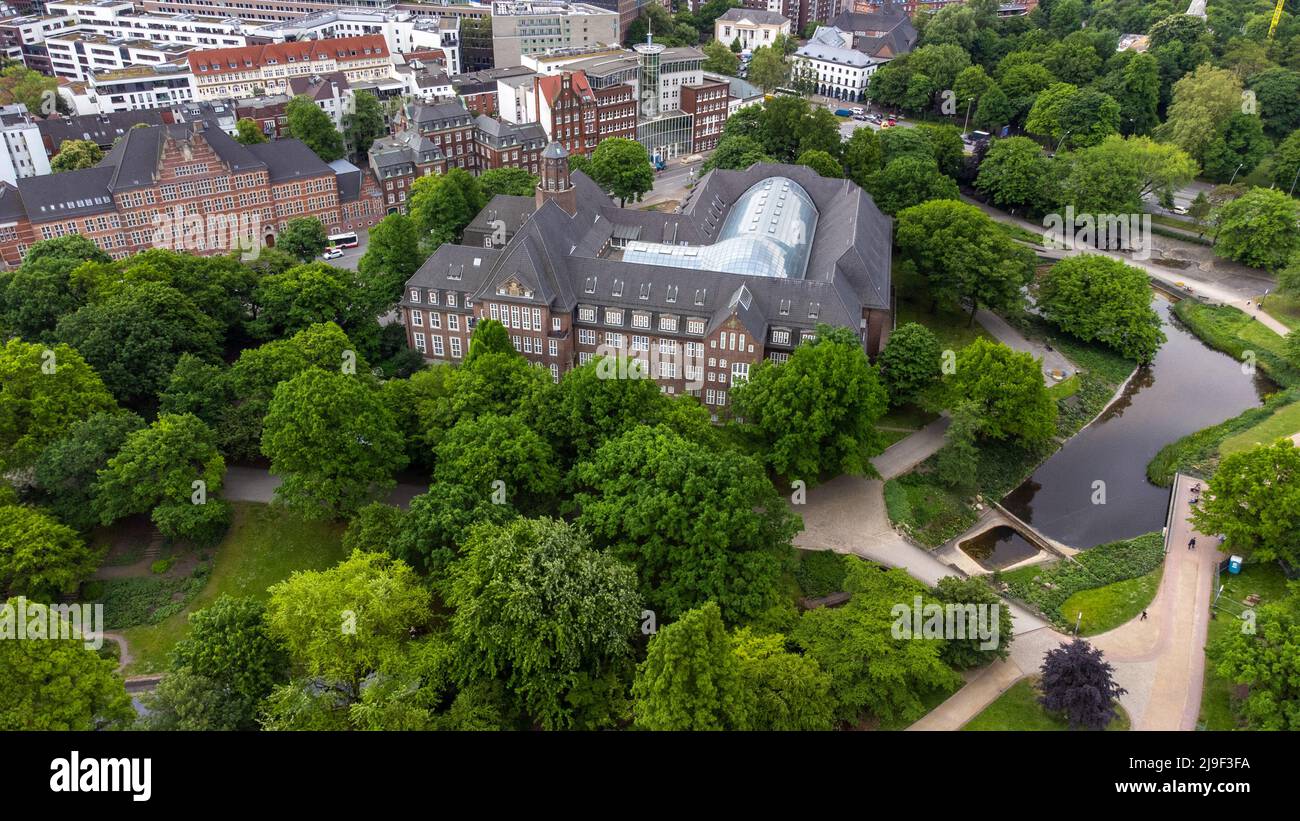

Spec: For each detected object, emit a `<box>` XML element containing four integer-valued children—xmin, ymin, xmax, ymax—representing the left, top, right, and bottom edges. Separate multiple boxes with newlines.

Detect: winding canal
<box><xmin>1002</xmin><ymin>297</ymin><xmax>1275</xmax><ymax>549</ymax></box>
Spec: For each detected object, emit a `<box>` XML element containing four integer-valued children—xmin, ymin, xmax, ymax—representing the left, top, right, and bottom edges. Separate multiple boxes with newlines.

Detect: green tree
<box><xmin>1209</xmin><ymin>585</ymin><xmax>1300</xmax><ymax>730</ymax></box>
<box><xmin>702</xmin><ymin>38</ymin><xmax>740</xmax><ymax>75</ymax></box>
<box><xmin>1272</xmin><ymin>129</ymin><xmax>1300</xmax><ymax>194</ymax></box>
<box><xmin>1158</xmin><ymin>64</ymin><xmax>1244</xmax><ymax>164</ymax></box>
<box><xmin>343</xmin><ymin>90</ymin><xmax>386</xmax><ymax>162</ymax></box>
<box><xmin>93</xmin><ymin>413</ymin><xmax>231</xmax><ymax>544</ymax></box>
<box><xmin>747</xmin><ymin>44</ymin><xmax>788</xmax><ymax>91</ymax></box>
<box><xmin>433</xmin><ymin>413</ymin><xmax>560</xmax><ymax>514</ymax></box>
<box><xmin>573</xmin><ymin>425</ymin><xmax>798</xmax><ymax>624</ymax></box>
<box><xmin>917</xmin><ymin>123</ymin><xmax>966</xmax><ymax>178</ymax></box>
<box><xmin>1194</xmin><ymin>441</ymin><xmax>1300</xmax><ymax>566</ymax></box>
<box><xmin>286</xmin><ymin>94</ymin><xmax>344</xmax><ymax>162</ymax></box>
<box><xmin>974</xmin><ymin>136</ymin><xmax>1052</xmax><ymax>213</ymax></box>
<box><xmin>1057</xmin><ymin>135</ymin><xmax>1197</xmax><ymax>214</ymax></box>
<box><xmin>33</xmin><ymin>410</ymin><xmax>142</xmax><ymax>532</ymax></box>
<box><xmin>1248</xmin><ymin>67</ymin><xmax>1300</xmax><ymax>140</ymax></box>
<box><xmin>357</xmin><ymin>213</ymin><xmax>422</xmax><ymax>312</ymax></box>
<box><xmin>464</xmin><ymin>317</ymin><xmax>513</xmax><ymax>363</ymax></box>
<box><xmin>842</xmin><ymin>127</ymin><xmax>883</xmax><ymax>188</ymax></box>
<box><xmin>878</xmin><ymin>322</ymin><xmax>942</xmax><ymax>407</ymax></box>
<box><xmin>162</xmin><ymin>595</ymin><xmax>289</xmax><ymax>730</ymax></box>
<box><xmin>250</xmin><ymin>262</ymin><xmax>377</xmax><ymax>349</ymax></box>
<box><xmin>277</xmin><ymin>216</ymin><xmax>329</xmax><ymax>263</ymax></box>
<box><xmin>1109</xmin><ymin>51</ymin><xmax>1161</xmax><ymax>135</ymax></box>
<box><xmin>867</xmin><ymin>157</ymin><xmax>960</xmax><ymax>215</ymax></box>
<box><xmin>0</xmin><ymin>505</ymin><xmax>100</xmax><ymax>599</ymax></box>
<box><xmin>264</xmin><ymin>549</ymin><xmax>431</xmax><ymax>695</ymax></box>
<box><xmin>0</xmin><ymin>339</ymin><xmax>115</xmax><ymax>473</ymax></box>
<box><xmin>931</xmin><ymin>576</ymin><xmax>1014</xmax><ymax>669</ymax></box>
<box><xmin>447</xmin><ymin>517</ymin><xmax>641</xmax><ymax>730</ymax></box>
<box><xmin>1212</xmin><ymin>187</ymin><xmax>1300</xmax><ymax>271</ymax></box>
<box><xmin>973</xmin><ymin>82</ymin><xmax>1015</xmax><ymax>130</ymax></box>
<box><xmin>0</xmin><ymin>612</ymin><xmax>134</xmax><ymax>730</ymax></box>
<box><xmin>234</xmin><ymin>118</ymin><xmax>269</xmax><ymax>145</ymax></box>
<box><xmin>894</xmin><ymin>199</ymin><xmax>1035</xmax><ymax>323</ymax></box>
<box><xmin>408</xmin><ymin>168</ymin><xmax>486</xmax><ymax>246</ymax></box>
<box><xmin>935</xmin><ymin>400</ymin><xmax>981</xmax><ymax>491</ymax></box>
<box><xmin>700</xmin><ymin>134</ymin><xmax>771</xmax><ymax>174</ymax></box>
<box><xmin>261</xmin><ymin>369</ymin><xmax>407</xmax><ymax>519</ymax></box>
<box><xmin>1044</xmin><ymin>32</ymin><xmax>1101</xmax><ymax>85</ymax></box>
<box><xmin>49</xmin><ymin>139</ymin><xmax>102</xmax><ymax>173</ymax></box>
<box><xmin>1202</xmin><ymin>113</ymin><xmax>1273</xmax><ymax>183</ymax></box>
<box><xmin>733</xmin><ymin>324</ymin><xmax>890</xmax><ymax>480</ymax></box>
<box><xmin>947</xmin><ymin>338</ymin><xmax>1057</xmax><ymax>446</ymax></box>
<box><xmin>54</xmin><ymin>281</ymin><xmax>222</xmax><ymax>409</ymax></box>
<box><xmin>385</xmin><ymin>484</ymin><xmax>515</xmax><ymax>574</ymax></box>
<box><xmin>589</xmin><ymin>137</ymin><xmax>654</xmax><ymax>207</ymax></box>
<box><xmin>793</xmin><ymin>563</ymin><xmax>961</xmax><ymax>725</ymax></box>
<box><xmin>732</xmin><ymin>627</ymin><xmax>836</xmax><ymax>731</ymax></box>
<box><xmin>477</xmin><ymin>166</ymin><xmax>538</xmax><ymax>197</ymax></box>
<box><xmin>795</xmin><ymin>149</ymin><xmax>843</xmax><ymax>178</ymax></box>
<box><xmin>632</xmin><ymin>602</ymin><xmax>751</xmax><ymax>730</ymax></box>
<box><xmin>1038</xmin><ymin>256</ymin><xmax>1165</xmax><ymax>363</ymax></box>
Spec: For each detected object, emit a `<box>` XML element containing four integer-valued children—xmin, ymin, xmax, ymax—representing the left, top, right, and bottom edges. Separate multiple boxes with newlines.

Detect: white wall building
<box><xmin>0</xmin><ymin>104</ymin><xmax>51</xmax><ymax>186</ymax></box>
<box><xmin>794</xmin><ymin>34</ymin><xmax>883</xmax><ymax>102</ymax></box>
<box><xmin>249</xmin><ymin>9</ymin><xmax>462</xmax><ymax>76</ymax></box>
<box><xmin>87</xmin><ymin>62</ymin><xmax>198</xmax><ymax>113</ymax></box>
<box><xmin>713</xmin><ymin>8</ymin><xmax>791</xmax><ymax>50</ymax></box>
<box><xmin>45</xmin><ymin>32</ymin><xmax>196</xmax><ymax>82</ymax></box>
<box><xmin>46</xmin><ymin>0</ymin><xmax>249</xmax><ymax>48</ymax></box>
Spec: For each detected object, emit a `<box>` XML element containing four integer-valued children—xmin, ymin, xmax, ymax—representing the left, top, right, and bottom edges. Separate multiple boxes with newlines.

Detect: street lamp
<box><xmin>1054</xmin><ymin>128</ymin><xmax>1072</xmax><ymax>153</ymax></box>
<box><xmin>1289</xmin><ymin>163</ymin><xmax>1300</xmax><ymax>198</ymax></box>
<box><xmin>1227</xmin><ymin>162</ymin><xmax>1244</xmax><ymax>186</ymax></box>
<box><xmin>961</xmin><ymin>95</ymin><xmax>974</xmax><ymax>138</ymax></box>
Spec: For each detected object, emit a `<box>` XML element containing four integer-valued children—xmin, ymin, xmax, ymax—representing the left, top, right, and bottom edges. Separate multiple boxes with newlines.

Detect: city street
<box><xmin>326</xmin><ymin>227</ymin><xmax>369</xmax><ymax>271</ymax></box>
<box><xmin>642</xmin><ymin>154</ymin><xmax>707</xmax><ymax>207</ymax></box>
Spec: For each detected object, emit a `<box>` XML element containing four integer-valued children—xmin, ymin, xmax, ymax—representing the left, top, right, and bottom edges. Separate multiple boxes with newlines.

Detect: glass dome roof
<box><xmin>621</xmin><ymin>176</ymin><xmax>818</xmax><ymax>280</ymax></box>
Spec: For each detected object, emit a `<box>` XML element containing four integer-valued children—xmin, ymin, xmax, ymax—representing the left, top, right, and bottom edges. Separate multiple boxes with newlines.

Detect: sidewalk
<box><xmin>975</xmin><ymin>308</ymin><xmax>1075</xmax><ymax>382</ymax></box>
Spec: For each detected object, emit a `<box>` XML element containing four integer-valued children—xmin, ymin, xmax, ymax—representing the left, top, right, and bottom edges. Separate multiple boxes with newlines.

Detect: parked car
<box><xmin>852</xmin><ymin>113</ymin><xmax>869</xmax><ymax>121</ymax></box>
<box><xmin>851</xmin><ymin>107</ymin><xmax>865</xmax><ymax>115</ymax></box>
<box><xmin>322</xmin><ymin>247</ymin><xmax>344</xmax><ymax>260</ymax></box>
<box><xmin>833</xmin><ymin>108</ymin><xmax>853</xmax><ymax>117</ymax></box>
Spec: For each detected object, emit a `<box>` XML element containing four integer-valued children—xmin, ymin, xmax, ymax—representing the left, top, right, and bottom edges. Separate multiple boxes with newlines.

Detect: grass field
<box><xmin>963</xmin><ymin>677</ymin><xmax>1130</xmax><ymax>731</ymax></box>
<box><xmin>1199</xmin><ymin>561</ymin><xmax>1293</xmax><ymax>730</ymax></box>
<box><xmin>892</xmin><ymin>263</ymin><xmax>994</xmax><ymax>353</ymax></box>
<box><xmin>120</xmin><ymin>502</ymin><xmax>346</xmax><ymax>674</ymax></box>
<box><xmin>1059</xmin><ymin>567</ymin><xmax>1163</xmax><ymax>636</ymax></box>
<box><xmin>1262</xmin><ymin>293</ymin><xmax>1300</xmax><ymax>331</ymax></box>
<box><xmin>1219</xmin><ymin>400</ymin><xmax>1300</xmax><ymax>455</ymax></box>
<box><xmin>1172</xmin><ymin>300</ymin><xmax>1299</xmax><ymax>387</ymax></box>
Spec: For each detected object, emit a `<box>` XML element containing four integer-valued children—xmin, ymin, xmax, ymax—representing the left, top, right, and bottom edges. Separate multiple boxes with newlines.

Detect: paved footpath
<box><xmin>222</xmin><ymin>465</ymin><xmax>427</xmax><ymax>509</ymax></box>
<box><xmin>975</xmin><ymin>308</ymin><xmax>1075</xmax><ymax>382</ymax></box>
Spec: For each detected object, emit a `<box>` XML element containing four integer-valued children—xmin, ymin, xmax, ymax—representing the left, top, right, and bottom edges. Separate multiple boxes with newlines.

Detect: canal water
<box><xmin>1002</xmin><ymin>297</ymin><xmax>1275</xmax><ymax>549</ymax></box>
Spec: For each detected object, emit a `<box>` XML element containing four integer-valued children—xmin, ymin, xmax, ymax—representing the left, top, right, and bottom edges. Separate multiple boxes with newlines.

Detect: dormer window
<box><xmin>808</xmin><ymin>302</ymin><xmax>820</xmax><ymax>319</ymax></box>
<box><xmin>639</xmin><ymin>282</ymin><xmax>651</xmax><ymax>300</ymax></box>
<box><xmin>694</xmin><ymin>288</ymin><xmax>707</xmax><ymax>306</ymax></box>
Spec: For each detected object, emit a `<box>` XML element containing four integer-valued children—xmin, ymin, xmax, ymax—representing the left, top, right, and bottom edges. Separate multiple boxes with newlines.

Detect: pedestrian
<box><xmin>1190</xmin><ymin>537</ymin><xmax>1197</xmax><ymax>550</ymax></box>
<box><xmin>1140</xmin><ymin>609</ymin><xmax>1148</xmax><ymax>621</ymax></box>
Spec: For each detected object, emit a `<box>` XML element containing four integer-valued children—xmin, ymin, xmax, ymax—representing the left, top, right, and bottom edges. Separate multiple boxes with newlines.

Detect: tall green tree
<box><xmin>277</xmin><ymin>217</ymin><xmax>329</xmax><ymax>263</ymax></box>
<box><xmin>0</xmin><ymin>505</ymin><xmax>100</xmax><ymax>599</ymax></box>
<box><xmin>286</xmin><ymin>94</ymin><xmax>345</xmax><ymax>162</ymax></box>
<box><xmin>632</xmin><ymin>602</ymin><xmax>751</xmax><ymax>730</ymax></box>
<box><xmin>446</xmin><ymin>517</ymin><xmax>642</xmax><ymax>730</ymax></box>
<box><xmin>732</xmin><ymin>324</ymin><xmax>889</xmax><ymax>481</ymax></box>
<box><xmin>1194</xmin><ymin>441</ymin><xmax>1300</xmax><ymax>566</ymax></box>
<box><xmin>408</xmin><ymin>168</ymin><xmax>486</xmax><ymax>246</ymax></box>
<box><xmin>0</xmin><ymin>339</ymin><xmax>116</xmax><ymax>473</ymax></box>
<box><xmin>343</xmin><ymin>90</ymin><xmax>386</xmax><ymax>162</ymax></box>
<box><xmin>49</xmin><ymin>139</ymin><xmax>103</xmax><ymax>172</ymax></box>
<box><xmin>946</xmin><ymin>338</ymin><xmax>1057</xmax><ymax>446</ymax></box>
<box><xmin>234</xmin><ymin>118</ymin><xmax>269</xmax><ymax>145</ymax></box>
<box><xmin>747</xmin><ymin>44</ymin><xmax>788</xmax><ymax>91</ymax></box>
<box><xmin>1038</xmin><ymin>255</ymin><xmax>1165</xmax><ymax>363</ymax></box>
<box><xmin>878</xmin><ymin>322</ymin><xmax>942</xmax><ymax>407</ymax></box>
<box><xmin>357</xmin><ymin>213</ymin><xmax>422</xmax><ymax>312</ymax></box>
<box><xmin>477</xmin><ymin>167</ymin><xmax>538</xmax><ymax>197</ymax></box>
<box><xmin>33</xmin><ymin>410</ymin><xmax>143</xmax><ymax>531</ymax></box>
<box><xmin>1212</xmin><ymin>187</ymin><xmax>1300</xmax><ymax>271</ymax></box>
<box><xmin>589</xmin><ymin>137</ymin><xmax>654</xmax><ymax>207</ymax></box>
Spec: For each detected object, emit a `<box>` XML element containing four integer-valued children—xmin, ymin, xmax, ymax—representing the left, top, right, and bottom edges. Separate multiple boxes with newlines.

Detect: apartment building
<box><xmin>400</xmin><ymin>145</ymin><xmax>894</xmax><ymax>405</ymax></box>
<box><xmin>46</xmin><ymin>1</ymin><xmax>248</xmax><ymax>48</ymax></box>
<box><xmin>0</xmin><ymin>120</ymin><xmax>384</xmax><ymax>268</ymax></box>
<box><xmin>680</xmin><ymin>78</ymin><xmax>727</xmax><ymax>153</ymax></box>
<box><xmin>46</xmin><ymin>32</ymin><xmax>195</xmax><ymax>82</ymax></box>
<box><xmin>489</xmin><ymin>1</ymin><xmax>619</xmax><ymax>68</ymax></box>
<box><xmin>0</xmin><ymin>12</ymin><xmax>80</xmax><ymax>74</ymax></box>
<box><xmin>532</xmin><ymin>69</ymin><xmax>635</xmax><ymax>157</ymax></box>
<box><xmin>0</xmin><ymin>104</ymin><xmax>51</xmax><ymax>186</ymax></box>
<box><xmin>248</xmin><ymin>9</ymin><xmax>462</xmax><ymax>76</ymax></box>
<box><xmin>187</xmin><ymin>34</ymin><xmax>394</xmax><ymax>100</ymax></box>
<box><xmin>85</xmin><ymin>62</ymin><xmax>197</xmax><ymax>113</ymax></box>
<box><xmin>795</xmin><ymin>29</ymin><xmax>884</xmax><ymax>101</ymax></box>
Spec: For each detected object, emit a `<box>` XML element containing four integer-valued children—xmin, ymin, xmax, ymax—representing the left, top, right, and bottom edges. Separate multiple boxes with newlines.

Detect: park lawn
<box><xmin>879</xmin><ymin>403</ymin><xmax>939</xmax><ymax>431</ymax></box>
<box><xmin>1059</xmin><ymin>567</ymin><xmax>1163</xmax><ymax>636</ymax></box>
<box><xmin>1198</xmin><ymin>561</ymin><xmax>1292</xmax><ymax>730</ymax></box>
<box><xmin>892</xmin><ymin>261</ymin><xmax>993</xmax><ymax>353</ymax></box>
<box><xmin>1219</xmin><ymin>400</ymin><xmax>1300</xmax><ymax>456</ymax></box>
<box><xmin>1172</xmin><ymin>300</ymin><xmax>1300</xmax><ymax>387</ymax></box>
<box><xmin>878</xmin><ymin>428</ymin><xmax>911</xmax><ymax>450</ymax></box>
<box><xmin>1262</xmin><ymin>293</ymin><xmax>1300</xmax><ymax>331</ymax></box>
<box><xmin>121</xmin><ymin>502</ymin><xmax>346</xmax><ymax>675</ymax></box>
<box><xmin>963</xmin><ymin>677</ymin><xmax>1130</xmax><ymax>731</ymax></box>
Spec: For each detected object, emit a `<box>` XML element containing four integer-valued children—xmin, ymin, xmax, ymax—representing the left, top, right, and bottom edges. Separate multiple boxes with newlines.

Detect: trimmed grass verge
<box><xmin>996</xmin><ymin>532</ymin><xmax>1164</xmax><ymax>629</ymax></box>
<box><xmin>1172</xmin><ymin>300</ymin><xmax>1300</xmax><ymax>388</ymax></box>
<box><xmin>963</xmin><ymin>677</ymin><xmax>1130</xmax><ymax>730</ymax></box>
<box><xmin>1262</xmin><ymin>293</ymin><xmax>1300</xmax><ymax>331</ymax></box>
<box><xmin>118</xmin><ymin>502</ymin><xmax>346</xmax><ymax>675</ymax></box>
<box><xmin>1059</xmin><ymin>566</ymin><xmax>1162</xmax><ymax>636</ymax></box>
<box><xmin>1147</xmin><ymin>391</ymin><xmax>1299</xmax><ymax>486</ymax></box>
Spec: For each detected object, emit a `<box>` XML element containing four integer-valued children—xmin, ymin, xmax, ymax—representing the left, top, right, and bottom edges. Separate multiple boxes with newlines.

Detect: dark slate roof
<box><xmin>16</xmin><ymin>166</ymin><xmax>116</xmax><ymax>223</ymax></box>
<box><xmin>404</xmin><ymin>165</ymin><xmax>892</xmax><ymax>342</ymax></box>
<box><xmin>37</xmin><ymin>110</ymin><xmax>167</xmax><ymax>150</ymax></box>
<box><xmin>717</xmin><ymin>8</ymin><xmax>789</xmax><ymax>25</ymax></box>
<box><xmin>245</xmin><ymin>139</ymin><xmax>334</xmax><ymax>183</ymax></box>
<box><xmin>0</xmin><ymin>182</ymin><xmax>28</xmax><ymax>223</ymax></box>
<box><xmin>465</xmin><ymin>194</ymin><xmax>537</xmax><ymax>239</ymax></box>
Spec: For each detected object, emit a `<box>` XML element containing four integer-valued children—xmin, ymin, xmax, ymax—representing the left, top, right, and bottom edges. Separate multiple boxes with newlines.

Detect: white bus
<box><xmin>328</xmin><ymin>231</ymin><xmax>359</xmax><ymax>249</ymax></box>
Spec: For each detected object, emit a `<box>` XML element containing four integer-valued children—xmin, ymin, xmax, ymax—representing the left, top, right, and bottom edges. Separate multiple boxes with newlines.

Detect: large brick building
<box><xmin>399</xmin><ymin>144</ymin><xmax>893</xmax><ymax>413</ymax></box>
<box><xmin>533</xmin><ymin>70</ymin><xmax>637</xmax><ymax>158</ymax></box>
<box><xmin>0</xmin><ymin>121</ymin><xmax>384</xmax><ymax>267</ymax></box>
<box><xmin>186</xmin><ymin>35</ymin><xmax>395</xmax><ymax>101</ymax></box>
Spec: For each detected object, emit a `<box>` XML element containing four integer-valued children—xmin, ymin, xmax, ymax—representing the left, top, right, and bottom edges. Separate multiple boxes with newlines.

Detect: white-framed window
<box><xmin>717</xmin><ymin>390</ymin><xmax>727</xmax><ymax>406</ymax></box>
<box><xmin>706</xmin><ymin>388</ymin><xmax>716</xmax><ymax>405</ymax></box>
<box><xmin>448</xmin><ymin>314</ymin><xmax>459</xmax><ymax>331</ymax></box>
<box><xmin>411</xmin><ymin>309</ymin><xmax>423</xmax><ymax>327</ymax></box>
<box><xmin>772</xmin><ymin>329</ymin><xmax>790</xmax><ymax>345</ymax></box>
<box><xmin>659</xmin><ymin>361</ymin><xmax>676</xmax><ymax>378</ymax></box>
<box><xmin>605</xmin><ymin>309</ymin><xmax>623</xmax><ymax>326</ymax></box>
<box><xmin>605</xmin><ymin>332</ymin><xmax>624</xmax><ymax>349</ymax></box>
<box><xmin>532</xmin><ymin>308</ymin><xmax>542</xmax><ymax>329</ymax></box>
<box><xmin>548</xmin><ymin>339</ymin><xmax>557</xmax><ymax>357</ymax></box>
<box><xmin>552</xmin><ymin>317</ymin><xmax>562</xmax><ymax>331</ymax></box>
<box><xmin>430</xmin><ymin>313</ymin><xmax>441</xmax><ymax>329</ymax></box>
<box><xmin>579</xmin><ymin>306</ymin><xmax>596</xmax><ymax>322</ymax></box>
<box><xmin>732</xmin><ymin>362</ymin><xmax>749</xmax><ymax>383</ymax></box>
<box><xmin>448</xmin><ymin>293</ymin><xmax>458</xmax><ymax>307</ymax></box>
<box><xmin>429</xmin><ymin>290</ymin><xmax>439</xmax><ymax>305</ymax></box>
<box><xmin>413</xmin><ymin>332</ymin><xmax>426</xmax><ymax>353</ymax></box>
<box><xmin>409</xmin><ymin>288</ymin><xmax>421</xmax><ymax>303</ymax></box>
<box><xmin>490</xmin><ymin>303</ymin><xmax>499</xmax><ymax>321</ymax></box>
<box><xmin>550</xmin><ymin>363</ymin><xmax>559</xmax><ymax>382</ymax></box>
<box><xmin>578</xmin><ymin>329</ymin><xmax>597</xmax><ymax>345</ymax></box>
<box><xmin>450</xmin><ymin>337</ymin><xmax>462</xmax><ymax>358</ymax></box>
<box><xmin>510</xmin><ymin>304</ymin><xmax>520</xmax><ymax>328</ymax></box>
<box><xmin>660</xmin><ymin>316</ymin><xmax>677</xmax><ymax>332</ymax></box>
<box><xmin>632</xmin><ymin>335</ymin><xmax>649</xmax><ymax>352</ymax></box>
<box><xmin>632</xmin><ymin>313</ymin><xmax>650</xmax><ymax>328</ymax></box>
<box><xmin>578</xmin><ymin>351</ymin><xmax>593</xmax><ymax>364</ymax></box>
<box><xmin>432</xmin><ymin>335</ymin><xmax>445</xmax><ymax>356</ymax></box>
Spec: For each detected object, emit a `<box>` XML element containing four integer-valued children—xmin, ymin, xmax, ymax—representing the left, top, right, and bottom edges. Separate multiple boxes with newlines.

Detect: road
<box><xmin>325</xmin><ymin>227</ymin><xmax>369</xmax><ymax>271</ymax></box>
<box><xmin>642</xmin><ymin>156</ymin><xmax>707</xmax><ymax>207</ymax></box>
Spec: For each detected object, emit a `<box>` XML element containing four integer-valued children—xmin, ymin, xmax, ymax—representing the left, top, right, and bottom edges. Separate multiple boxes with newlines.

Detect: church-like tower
<box><xmin>536</xmin><ymin>141</ymin><xmax>577</xmax><ymax>216</ymax></box>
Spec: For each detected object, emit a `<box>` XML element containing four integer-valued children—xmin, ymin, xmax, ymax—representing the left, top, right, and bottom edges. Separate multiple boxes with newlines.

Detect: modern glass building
<box><xmin>622</xmin><ymin>176</ymin><xmax>819</xmax><ymax>279</ymax></box>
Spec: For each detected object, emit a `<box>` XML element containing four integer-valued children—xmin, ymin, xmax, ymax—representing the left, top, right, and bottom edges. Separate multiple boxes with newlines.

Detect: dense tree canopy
<box><xmin>947</xmin><ymin>338</ymin><xmax>1057</xmax><ymax>446</ymax></box>
<box><xmin>1037</xmin><ymin>255</ymin><xmax>1165</xmax><ymax>363</ymax></box>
